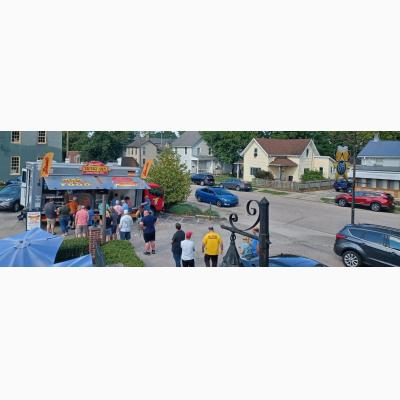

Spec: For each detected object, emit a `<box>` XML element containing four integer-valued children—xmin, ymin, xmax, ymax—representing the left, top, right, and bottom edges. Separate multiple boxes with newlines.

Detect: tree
<box><xmin>146</xmin><ymin>148</ymin><xmax>191</xmax><ymax>206</ymax></box>
<box><xmin>201</xmin><ymin>132</ymin><xmax>265</xmax><ymax>173</ymax></box>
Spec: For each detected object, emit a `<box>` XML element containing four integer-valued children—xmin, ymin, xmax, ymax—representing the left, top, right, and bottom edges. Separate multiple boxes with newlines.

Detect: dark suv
<box><xmin>191</xmin><ymin>173</ymin><xmax>215</xmax><ymax>186</ymax></box>
<box><xmin>334</xmin><ymin>224</ymin><xmax>400</xmax><ymax>267</ymax></box>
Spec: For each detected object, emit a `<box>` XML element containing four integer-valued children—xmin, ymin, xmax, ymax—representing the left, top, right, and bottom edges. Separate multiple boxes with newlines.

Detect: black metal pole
<box><xmin>101</xmin><ymin>193</ymin><xmax>106</xmax><ymax>243</ymax></box>
<box><xmin>351</xmin><ymin>135</ymin><xmax>357</xmax><ymax>225</ymax></box>
<box><xmin>259</xmin><ymin>197</ymin><xmax>269</xmax><ymax>267</ymax></box>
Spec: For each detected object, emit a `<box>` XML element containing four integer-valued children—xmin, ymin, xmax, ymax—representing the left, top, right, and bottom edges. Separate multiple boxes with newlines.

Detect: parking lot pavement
<box><xmin>0</xmin><ymin>211</ymin><xmax>26</xmax><ymax>239</ymax></box>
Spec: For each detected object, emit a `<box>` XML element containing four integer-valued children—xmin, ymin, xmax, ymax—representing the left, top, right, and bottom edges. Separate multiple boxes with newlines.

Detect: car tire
<box><xmin>236</xmin><ymin>185</ymin><xmax>241</xmax><ymax>191</ymax></box>
<box><xmin>196</xmin><ymin>195</ymin><xmax>202</xmax><ymax>202</ymax></box>
<box><xmin>335</xmin><ymin>188</ymin><xmax>340</xmax><ymax>192</ymax></box>
<box><xmin>342</xmin><ymin>250</ymin><xmax>363</xmax><ymax>267</ymax></box>
<box><xmin>219</xmin><ymin>184</ymin><xmax>224</xmax><ymax>188</ymax></box>
<box><xmin>13</xmin><ymin>201</ymin><xmax>20</xmax><ymax>212</ymax></box>
<box><xmin>338</xmin><ymin>198</ymin><xmax>347</xmax><ymax>207</ymax></box>
<box><xmin>200</xmin><ymin>181</ymin><xmax>205</xmax><ymax>186</ymax></box>
<box><xmin>370</xmin><ymin>202</ymin><xmax>381</xmax><ymax>212</ymax></box>
<box><xmin>216</xmin><ymin>201</ymin><xmax>222</xmax><ymax>207</ymax></box>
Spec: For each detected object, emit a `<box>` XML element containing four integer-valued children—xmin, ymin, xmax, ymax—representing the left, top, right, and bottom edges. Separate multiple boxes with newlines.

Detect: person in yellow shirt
<box><xmin>202</xmin><ymin>226</ymin><xmax>224</xmax><ymax>267</ymax></box>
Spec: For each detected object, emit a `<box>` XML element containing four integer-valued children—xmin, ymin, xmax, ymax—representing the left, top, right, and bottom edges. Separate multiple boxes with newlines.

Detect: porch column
<box><xmin>196</xmin><ymin>160</ymin><xmax>199</xmax><ymax>173</ymax></box>
<box><xmin>237</xmin><ymin>164</ymin><xmax>240</xmax><ymax>178</ymax></box>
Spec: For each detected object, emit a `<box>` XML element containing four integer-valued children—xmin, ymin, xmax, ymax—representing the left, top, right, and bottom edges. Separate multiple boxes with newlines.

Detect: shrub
<box><xmin>167</xmin><ymin>203</ymin><xmax>219</xmax><ymax>217</ymax></box>
<box><xmin>101</xmin><ymin>240</ymin><xmax>144</xmax><ymax>267</ymax></box>
<box><xmin>301</xmin><ymin>170</ymin><xmax>325</xmax><ymax>182</ymax></box>
<box><xmin>255</xmin><ymin>170</ymin><xmax>274</xmax><ymax>180</ymax></box>
<box><xmin>54</xmin><ymin>237</ymin><xmax>89</xmax><ymax>263</ymax></box>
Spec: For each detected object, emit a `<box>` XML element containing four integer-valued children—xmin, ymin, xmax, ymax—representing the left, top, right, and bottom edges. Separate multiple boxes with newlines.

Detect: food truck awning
<box><xmin>44</xmin><ymin>176</ymin><xmax>150</xmax><ymax>190</ymax></box>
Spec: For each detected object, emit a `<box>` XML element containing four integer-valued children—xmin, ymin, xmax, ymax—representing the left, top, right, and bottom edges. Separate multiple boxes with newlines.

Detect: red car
<box><xmin>335</xmin><ymin>191</ymin><xmax>395</xmax><ymax>212</ymax></box>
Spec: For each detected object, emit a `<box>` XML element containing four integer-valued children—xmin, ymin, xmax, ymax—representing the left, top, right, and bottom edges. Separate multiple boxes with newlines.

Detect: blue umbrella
<box><xmin>0</xmin><ymin>228</ymin><xmax>63</xmax><ymax>267</ymax></box>
<box><xmin>53</xmin><ymin>254</ymin><xmax>93</xmax><ymax>267</ymax></box>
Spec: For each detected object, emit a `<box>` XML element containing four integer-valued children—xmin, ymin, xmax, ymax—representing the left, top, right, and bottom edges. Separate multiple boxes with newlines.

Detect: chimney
<box><xmin>373</xmin><ymin>133</ymin><xmax>380</xmax><ymax>142</ymax></box>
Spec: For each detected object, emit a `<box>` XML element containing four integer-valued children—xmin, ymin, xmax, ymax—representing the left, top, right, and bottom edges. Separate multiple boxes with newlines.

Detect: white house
<box><xmin>241</xmin><ymin>138</ymin><xmax>336</xmax><ymax>182</ymax></box>
<box><xmin>172</xmin><ymin>131</ymin><xmax>231</xmax><ymax>175</ymax></box>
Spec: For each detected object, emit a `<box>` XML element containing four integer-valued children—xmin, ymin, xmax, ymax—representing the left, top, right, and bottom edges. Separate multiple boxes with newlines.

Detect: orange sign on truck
<box><xmin>40</xmin><ymin>153</ymin><xmax>54</xmax><ymax>177</ymax></box>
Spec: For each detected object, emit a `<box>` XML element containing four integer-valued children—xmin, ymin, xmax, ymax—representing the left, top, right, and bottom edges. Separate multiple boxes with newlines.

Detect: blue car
<box><xmin>241</xmin><ymin>254</ymin><xmax>327</xmax><ymax>267</ymax></box>
<box><xmin>195</xmin><ymin>187</ymin><xmax>239</xmax><ymax>207</ymax></box>
<box><xmin>333</xmin><ymin>179</ymin><xmax>353</xmax><ymax>192</ymax></box>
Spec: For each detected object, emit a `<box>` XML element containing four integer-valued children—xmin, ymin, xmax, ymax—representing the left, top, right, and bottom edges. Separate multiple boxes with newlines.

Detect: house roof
<box><xmin>255</xmin><ymin>138</ymin><xmax>311</xmax><ymax>156</ymax></box>
<box><xmin>358</xmin><ymin>140</ymin><xmax>400</xmax><ymax>157</ymax></box>
<box><xmin>126</xmin><ymin>137</ymin><xmax>173</xmax><ymax>149</ymax></box>
<box><xmin>172</xmin><ymin>131</ymin><xmax>202</xmax><ymax>147</ymax></box>
<box><xmin>269</xmin><ymin>157</ymin><xmax>298</xmax><ymax>167</ymax></box>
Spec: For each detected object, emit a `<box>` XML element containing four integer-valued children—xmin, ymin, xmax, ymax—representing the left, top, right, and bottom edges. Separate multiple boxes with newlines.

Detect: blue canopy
<box><xmin>0</xmin><ymin>228</ymin><xmax>63</xmax><ymax>267</ymax></box>
<box><xmin>53</xmin><ymin>254</ymin><xmax>93</xmax><ymax>267</ymax></box>
<box><xmin>44</xmin><ymin>176</ymin><xmax>149</xmax><ymax>190</ymax></box>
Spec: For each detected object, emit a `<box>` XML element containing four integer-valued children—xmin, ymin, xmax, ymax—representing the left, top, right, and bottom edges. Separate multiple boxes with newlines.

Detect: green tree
<box><xmin>300</xmin><ymin>170</ymin><xmax>325</xmax><ymax>182</ymax></box>
<box><xmin>146</xmin><ymin>148</ymin><xmax>191</xmax><ymax>206</ymax></box>
<box><xmin>201</xmin><ymin>132</ymin><xmax>265</xmax><ymax>173</ymax></box>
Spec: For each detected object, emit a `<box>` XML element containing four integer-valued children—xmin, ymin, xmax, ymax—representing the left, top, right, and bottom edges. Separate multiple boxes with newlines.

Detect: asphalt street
<box><xmin>1</xmin><ymin>186</ymin><xmax>399</xmax><ymax>267</ymax></box>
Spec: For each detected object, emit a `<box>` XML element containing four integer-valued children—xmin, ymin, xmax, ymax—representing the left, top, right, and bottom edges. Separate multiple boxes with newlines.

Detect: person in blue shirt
<box><xmin>121</xmin><ymin>200</ymin><xmax>129</xmax><ymax>212</ymax></box>
<box><xmin>140</xmin><ymin>210</ymin><xmax>157</xmax><ymax>255</ymax></box>
<box><xmin>142</xmin><ymin>195</ymin><xmax>152</xmax><ymax>212</ymax></box>
<box><xmin>251</xmin><ymin>227</ymin><xmax>260</xmax><ymax>257</ymax></box>
<box><xmin>86</xmin><ymin>205</ymin><xmax>95</xmax><ymax>226</ymax></box>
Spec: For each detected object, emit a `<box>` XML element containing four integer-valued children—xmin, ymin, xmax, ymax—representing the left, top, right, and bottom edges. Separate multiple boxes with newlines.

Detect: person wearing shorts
<box><xmin>44</xmin><ymin>199</ymin><xmax>57</xmax><ymax>235</ymax></box>
<box><xmin>75</xmin><ymin>205</ymin><xmax>89</xmax><ymax>238</ymax></box>
<box><xmin>119</xmin><ymin>209</ymin><xmax>133</xmax><ymax>240</ymax></box>
<box><xmin>202</xmin><ymin>226</ymin><xmax>223</xmax><ymax>267</ymax></box>
<box><xmin>140</xmin><ymin>210</ymin><xmax>157</xmax><ymax>255</ymax></box>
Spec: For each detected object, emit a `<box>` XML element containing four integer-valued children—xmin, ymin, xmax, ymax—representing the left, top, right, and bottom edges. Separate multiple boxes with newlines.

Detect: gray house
<box><xmin>0</xmin><ymin>131</ymin><xmax>63</xmax><ymax>182</ymax></box>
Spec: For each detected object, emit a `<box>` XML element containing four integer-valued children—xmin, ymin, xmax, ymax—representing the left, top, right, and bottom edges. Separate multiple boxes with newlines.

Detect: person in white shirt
<box><xmin>119</xmin><ymin>209</ymin><xmax>133</xmax><ymax>240</ymax></box>
<box><xmin>180</xmin><ymin>231</ymin><xmax>196</xmax><ymax>267</ymax></box>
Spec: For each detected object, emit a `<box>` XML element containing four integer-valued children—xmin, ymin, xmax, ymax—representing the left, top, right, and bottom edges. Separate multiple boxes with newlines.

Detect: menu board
<box><xmin>26</xmin><ymin>211</ymin><xmax>42</xmax><ymax>231</ymax></box>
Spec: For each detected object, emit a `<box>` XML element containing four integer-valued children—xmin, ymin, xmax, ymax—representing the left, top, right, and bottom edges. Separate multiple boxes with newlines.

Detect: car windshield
<box><xmin>213</xmin><ymin>188</ymin><xmax>231</xmax><ymax>195</ymax></box>
<box><xmin>0</xmin><ymin>186</ymin><xmax>19</xmax><ymax>195</ymax></box>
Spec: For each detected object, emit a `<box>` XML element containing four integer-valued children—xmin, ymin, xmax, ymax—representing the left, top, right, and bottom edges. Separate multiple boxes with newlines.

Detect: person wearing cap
<box><xmin>113</xmin><ymin>200</ymin><xmax>123</xmax><ymax>216</ymax></box>
<box><xmin>171</xmin><ymin>223</ymin><xmax>185</xmax><ymax>267</ymax></box>
<box><xmin>140</xmin><ymin>209</ymin><xmax>157</xmax><ymax>255</ymax></box>
<box><xmin>181</xmin><ymin>231</ymin><xmax>196</xmax><ymax>267</ymax></box>
<box><xmin>202</xmin><ymin>226</ymin><xmax>223</xmax><ymax>267</ymax></box>
<box><xmin>119</xmin><ymin>209</ymin><xmax>134</xmax><ymax>240</ymax></box>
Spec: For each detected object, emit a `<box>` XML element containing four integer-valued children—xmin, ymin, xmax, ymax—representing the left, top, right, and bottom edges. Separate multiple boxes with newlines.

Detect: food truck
<box><xmin>20</xmin><ymin>161</ymin><xmax>164</xmax><ymax>217</ymax></box>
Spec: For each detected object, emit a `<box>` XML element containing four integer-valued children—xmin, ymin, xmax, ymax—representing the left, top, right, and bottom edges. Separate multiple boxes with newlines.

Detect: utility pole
<box><xmin>351</xmin><ymin>132</ymin><xmax>357</xmax><ymax>224</ymax></box>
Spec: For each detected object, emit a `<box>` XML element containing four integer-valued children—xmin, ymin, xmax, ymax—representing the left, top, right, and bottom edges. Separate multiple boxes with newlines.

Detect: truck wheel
<box><xmin>370</xmin><ymin>202</ymin><xmax>381</xmax><ymax>212</ymax></box>
<box><xmin>236</xmin><ymin>185</ymin><xmax>241</xmax><ymax>191</ymax></box>
<box><xmin>342</xmin><ymin>250</ymin><xmax>362</xmax><ymax>267</ymax></box>
<box><xmin>13</xmin><ymin>202</ymin><xmax>20</xmax><ymax>212</ymax></box>
<box><xmin>338</xmin><ymin>198</ymin><xmax>347</xmax><ymax>207</ymax></box>
<box><xmin>200</xmin><ymin>181</ymin><xmax>205</xmax><ymax>186</ymax></box>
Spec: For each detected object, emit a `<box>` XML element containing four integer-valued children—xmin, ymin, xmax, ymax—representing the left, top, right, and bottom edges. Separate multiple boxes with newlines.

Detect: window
<box><xmin>306</xmin><ymin>148</ymin><xmax>309</xmax><ymax>157</ymax></box>
<box><xmin>375</xmin><ymin>158</ymin><xmax>384</xmax><ymax>166</ymax></box>
<box><xmin>10</xmin><ymin>156</ymin><xmax>20</xmax><ymax>175</ymax></box>
<box><xmin>250</xmin><ymin>167</ymin><xmax>261</xmax><ymax>176</ymax></box>
<box><xmin>319</xmin><ymin>167</ymin><xmax>324</xmax><ymax>174</ymax></box>
<box><xmin>389</xmin><ymin>236</ymin><xmax>400</xmax><ymax>251</ymax></box>
<box><xmin>304</xmin><ymin>168</ymin><xmax>310</xmax><ymax>173</ymax></box>
<box><xmin>363</xmin><ymin>231</ymin><xmax>385</xmax><ymax>245</ymax></box>
<box><xmin>208</xmin><ymin>147</ymin><xmax>212</xmax><ymax>155</ymax></box>
<box><xmin>254</xmin><ymin>148</ymin><xmax>258</xmax><ymax>158</ymax></box>
<box><xmin>37</xmin><ymin>157</ymin><xmax>43</xmax><ymax>161</ymax></box>
<box><xmin>142</xmin><ymin>158</ymin><xmax>146</xmax><ymax>165</ymax></box>
<box><xmin>197</xmin><ymin>147</ymin><xmax>200</xmax><ymax>155</ymax></box>
<box><xmin>11</xmin><ymin>131</ymin><xmax>20</xmax><ymax>143</ymax></box>
<box><xmin>185</xmin><ymin>147</ymin><xmax>187</xmax><ymax>155</ymax></box>
<box><xmin>142</xmin><ymin>147</ymin><xmax>146</xmax><ymax>156</ymax></box>
<box><xmin>38</xmin><ymin>131</ymin><xmax>47</xmax><ymax>144</ymax></box>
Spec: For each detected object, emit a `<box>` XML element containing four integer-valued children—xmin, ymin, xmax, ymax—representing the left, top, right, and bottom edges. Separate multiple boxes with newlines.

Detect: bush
<box><xmin>167</xmin><ymin>203</ymin><xmax>219</xmax><ymax>217</ymax></box>
<box><xmin>54</xmin><ymin>237</ymin><xmax>90</xmax><ymax>263</ymax></box>
<box><xmin>255</xmin><ymin>170</ymin><xmax>274</xmax><ymax>180</ymax></box>
<box><xmin>101</xmin><ymin>240</ymin><xmax>144</xmax><ymax>267</ymax></box>
<box><xmin>301</xmin><ymin>170</ymin><xmax>325</xmax><ymax>182</ymax></box>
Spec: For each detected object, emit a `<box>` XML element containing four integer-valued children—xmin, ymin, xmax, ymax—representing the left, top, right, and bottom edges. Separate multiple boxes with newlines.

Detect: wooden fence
<box><xmin>252</xmin><ymin>179</ymin><xmax>334</xmax><ymax>192</ymax></box>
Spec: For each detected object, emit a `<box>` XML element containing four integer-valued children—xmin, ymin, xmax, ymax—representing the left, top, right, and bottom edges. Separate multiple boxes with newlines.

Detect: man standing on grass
<box><xmin>171</xmin><ymin>223</ymin><xmax>185</xmax><ymax>267</ymax></box>
<box><xmin>202</xmin><ymin>226</ymin><xmax>223</xmax><ymax>267</ymax></box>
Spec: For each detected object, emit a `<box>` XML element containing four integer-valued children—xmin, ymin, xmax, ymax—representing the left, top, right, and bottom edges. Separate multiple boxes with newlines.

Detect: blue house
<box><xmin>0</xmin><ymin>131</ymin><xmax>62</xmax><ymax>183</ymax></box>
<box><xmin>356</xmin><ymin>134</ymin><xmax>400</xmax><ymax>197</ymax></box>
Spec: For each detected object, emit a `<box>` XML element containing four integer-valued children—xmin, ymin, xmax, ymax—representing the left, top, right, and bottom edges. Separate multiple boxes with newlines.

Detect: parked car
<box><xmin>0</xmin><ymin>184</ymin><xmax>22</xmax><ymax>212</ymax></box>
<box><xmin>5</xmin><ymin>176</ymin><xmax>22</xmax><ymax>186</ymax></box>
<box><xmin>191</xmin><ymin>173</ymin><xmax>215</xmax><ymax>186</ymax></box>
<box><xmin>335</xmin><ymin>191</ymin><xmax>395</xmax><ymax>212</ymax></box>
<box><xmin>219</xmin><ymin>178</ymin><xmax>252</xmax><ymax>191</ymax></box>
<box><xmin>334</xmin><ymin>224</ymin><xmax>400</xmax><ymax>267</ymax></box>
<box><xmin>195</xmin><ymin>187</ymin><xmax>239</xmax><ymax>207</ymax></box>
<box><xmin>242</xmin><ymin>254</ymin><xmax>327</xmax><ymax>267</ymax></box>
<box><xmin>333</xmin><ymin>179</ymin><xmax>352</xmax><ymax>192</ymax></box>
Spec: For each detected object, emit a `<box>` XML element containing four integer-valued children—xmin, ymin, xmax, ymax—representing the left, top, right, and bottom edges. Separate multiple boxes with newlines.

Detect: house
<box><xmin>66</xmin><ymin>151</ymin><xmax>81</xmax><ymax>163</ymax></box>
<box><xmin>0</xmin><ymin>131</ymin><xmax>63</xmax><ymax>182</ymax></box>
<box><xmin>172</xmin><ymin>131</ymin><xmax>231</xmax><ymax>175</ymax></box>
<box><xmin>242</xmin><ymin>138</ymin><xmax>335</xmax><ymax>182</ymax></box>
<box><xmin>356</xmin><ymin>134</ymin><xmax>400</xmax><ymax>197</ymax></box>
<box><xmin>124</xmin><ymin>137</ymin><xmax>173</xmax><ymax>167</ymax></box>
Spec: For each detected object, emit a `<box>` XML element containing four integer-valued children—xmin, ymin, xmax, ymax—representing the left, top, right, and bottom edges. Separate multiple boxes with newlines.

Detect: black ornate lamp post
<box><xmin>221</xmin><ymin>197</ymin><xmax>270</xmax><ymax>267</ymax></box>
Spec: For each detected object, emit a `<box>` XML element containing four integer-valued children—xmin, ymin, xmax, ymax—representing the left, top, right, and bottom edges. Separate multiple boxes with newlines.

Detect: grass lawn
<box><xmin>214</xmin><ymin>174</ymin><xmax>234</xmax><ymax>183</ymax></box>
<box><xmin>167</xmin><ymin>203</ymin><xmax>220</xmax><ymax>217</ymax></box>
<box><xmin>258</xmin><ymin>188</ymin><xmax>288</xmax><ymax>195</ymax></box>
<box><xmin>101</xmin><ymin>240</ymin><xmax>144</xmax><ymax>267</ymax></box>
<box><xmin>320</xmin><ymin>197</ymin><xmax>335</xmax><ymax>204</ymax></box>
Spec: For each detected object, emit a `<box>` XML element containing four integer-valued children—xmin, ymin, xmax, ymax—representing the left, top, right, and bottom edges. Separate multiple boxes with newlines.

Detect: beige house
<box><xmin>125</xmin><ymin>137</ymin><xmax>172</xmax><ymax>167</ymax></box>
<box><xmin>242</xmin><ymin>138</ymin><xmax>335</xmax><ymax>182</ymax></box>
